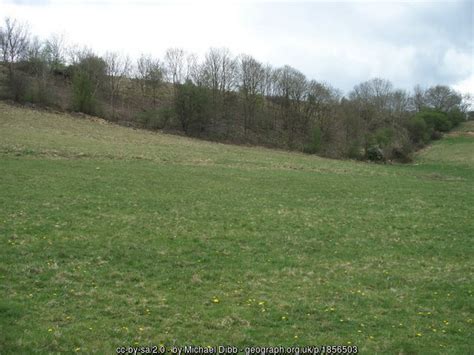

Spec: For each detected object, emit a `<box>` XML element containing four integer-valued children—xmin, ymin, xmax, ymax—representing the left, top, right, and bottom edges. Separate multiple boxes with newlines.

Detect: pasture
<box><xmin>0</xmin><ymin>102</ymin><xmax>472</xmax><ymax>353</ymax></box>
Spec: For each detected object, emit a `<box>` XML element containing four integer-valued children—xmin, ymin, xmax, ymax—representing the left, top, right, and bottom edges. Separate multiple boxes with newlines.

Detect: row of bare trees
<box><xmin>0</xmin><ymin>17</ymin><xmax>470</xmax><ymax>161</ymax></box>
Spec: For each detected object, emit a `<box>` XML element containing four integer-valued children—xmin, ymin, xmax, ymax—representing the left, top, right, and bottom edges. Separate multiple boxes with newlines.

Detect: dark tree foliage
<box><xmin>71</xmin><ymin>55</ymin><xmax>106</xmax><ymax>115</ymax></box>
<box><xmin>175</xmin><ymin>80</ymin><xmax>210</xmax><ymax>135</ymax></box>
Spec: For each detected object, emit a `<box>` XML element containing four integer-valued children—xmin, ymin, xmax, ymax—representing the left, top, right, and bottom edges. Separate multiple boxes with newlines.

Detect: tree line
<box><xmin>0</xmin><ymin>17</ymin><xmax>471</xmax><ymax>162</ymax></box>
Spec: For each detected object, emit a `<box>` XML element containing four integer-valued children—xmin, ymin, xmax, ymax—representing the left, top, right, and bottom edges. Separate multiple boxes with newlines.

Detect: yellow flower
<box><xmin>416</xmin><ymin>333</ymin><xmax>422</xmax><ymax>337</ymax></box>
<box><xmin>48</xmin><ymin>328</ymin><xmax>53</xmax><ymax>332</ymax></box>
<box><xmin>281</xmin><ymin>316</ymin><xmax>287</xmax><ymax>320</ymax></box>
<box><xmin>294</xmin><ymin>335</ymin><xmax>298</xmax><ymax>339</ymax></box>
<box><xmin>212</xmin><ymin>297</ymin><xmax>220</xmax><ymax>303</ymax></box>
<box><xmin>74</xmin><ymin>348</ymin><xmax>81</xmax><ymax>352</ymax></box>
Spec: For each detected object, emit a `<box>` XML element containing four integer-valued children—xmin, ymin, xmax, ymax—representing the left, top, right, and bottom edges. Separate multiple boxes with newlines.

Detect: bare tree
<box><xmin>412</xmin><ymin>85</ymin><xmax>425</xmax><ymax>112</ymax></box>
<box><xmin>0</xmin><ymin>17</ymin><xmax>30</xmax><ymax>76</ymax></box>
<box><xmin>164</xmin><ymin>48</ymin><xmax>185</xmax><ymax>85</ymax></box>
<box><xmin>274</xmin><ymin>65</ymin><xmax>308</xmax><ymax>144</ymax></box>
<box><xmin>424</xmin><ymin>85</ymin><xmax>462</xmax><ymax>112</ymax></box>
<box><xmin>202</xmin><ymin>47</ymin><xmax>237</xmax><ymax>93</ymax></box>
<box><xmin>349</xmin><ymin>78</ymin><xmax>394</xmax><ymax>130</ymax></box>
<box><xmin>104</xmin><ymin>52</ymin><xmax>131</xmax><ymax>117</ymax></box>
<box><xmin>238</xmin><ymin>54</ymin><xmax>265</xmax><ymax>132</ymax></box>
<box><xmin>135</xmin><ymin>54</ymin><xmax>164</xmax><ymax>107</ymax></box>
<box><xmin>44</xmin><ymin>33</ymin><xmax>66</xmax><ymax>71</ymax></box>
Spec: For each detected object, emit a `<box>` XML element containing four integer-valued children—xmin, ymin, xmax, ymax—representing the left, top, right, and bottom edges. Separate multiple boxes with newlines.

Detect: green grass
<box><xmin>0</xmin><ymin>102</ymin><xmax>473</xmax><ymax>354</ymax></box>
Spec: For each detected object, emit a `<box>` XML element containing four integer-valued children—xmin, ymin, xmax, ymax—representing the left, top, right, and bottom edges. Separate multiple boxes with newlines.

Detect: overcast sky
<box><xmin>1</xmin><ymin>0</ymin><xmax>472</xmax><ymax>96</ymax></box>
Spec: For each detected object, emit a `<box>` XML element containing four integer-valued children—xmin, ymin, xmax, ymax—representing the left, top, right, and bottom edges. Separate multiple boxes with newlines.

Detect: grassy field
<box><xmin>0</xmin><ymin>102</ymin><xmax>473</xmax><ymax>354</ymax></box>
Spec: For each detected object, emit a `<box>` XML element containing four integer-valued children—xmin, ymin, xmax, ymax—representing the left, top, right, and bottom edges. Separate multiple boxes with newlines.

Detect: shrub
<box><xmin>416</xmin><ymin>110</ymin><xmax>451</xmax><ymax>132</ymax></box>
<box><xmin>447</xmin><ymin>108</ymin><xmax>465</xmax><ymax>127</ymax></box>
<box><xmin>368</xmin><ymin>128</ymin><xmax>394</xmax><ymax>147</ymax></box>
<box><xmin>390</xmin><ymin>145</ymin><xmax>413</xmax><ymax>163</ymax></box>
<box><xmin>407</xmin><ymin>115</ymin><xmax>429</xmax><ymax>144</ymax></box>
<box><xmin>431</xmin><ymin>130</ymin><xmax>443</xmax><ymax>140</ymax></box>
<box><xmin>346</xmin><ymin>141</ymin><xmax>364</xmax><ymax>160</ymax></box>
<box><xmin>366</xmin><ymin>145</ymin><xmax>385</xmax><ymax>162</ymax></box>
<box><xmin>136</xmin><ymin>108</ymin><xmax>173</xmax><ymax>130</ymax></box>
<box><xmin>303</xmin><ymin>126</ymin><xmax>322</xmax><ymax>154</ymax></box>
<box><xmin>72</xmin><ymin>71</ymin><xmax>97</xmax><ymax>114</ymax></box>
<box><xmin>175</xmin><ymin>80</ymin><xmax>210</xmax><ymax>135</ymax></box>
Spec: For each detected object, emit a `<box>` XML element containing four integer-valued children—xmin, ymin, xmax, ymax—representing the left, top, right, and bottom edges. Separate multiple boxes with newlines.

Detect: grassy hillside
<box><xmin>0</xmin><ymin>102</ymin><xmax>473</xmax><ymax>354</ymax></box>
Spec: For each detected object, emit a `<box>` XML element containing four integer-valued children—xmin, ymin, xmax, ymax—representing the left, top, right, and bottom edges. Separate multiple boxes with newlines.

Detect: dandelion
<box><xmin>347</xmin><ymin>341</ymin><xmax>352</xmax><ymax>345</ymax></box>
<box><xmin>48</xmin><ymin>328</ymin><xmax>53</xmax><ymax>332</ymax></box>
<box><xmin>212</xmin><ymin>297</ymin><xmax>220</xmax><ymax>303</ymax></box>
<box><xmin>74</xmin><ymin>348</ymin><xmax>81</xmax><ymax>352</ymax></box>
<box><xmin>139</xmin><ymin>327</ymin><xmax>144</xmax><ymax>331</ymax></box>
<box><xmin>416</xmin><ymin>333</ymin><xmax>422</xmax><ymax>337</ymax></box>
<box><xmin>281</xmin><ymin>316</ymin><xmax>287</xmax><ymax>320</ymax></box>
<box><xmin>294</xmin><ymin>335</ymin><xmax>298</xmax><ymax>339</ymax></box>
<box><xmin>258</xmin><ymin>301</ymin><xmax>265</xmax><ymax>305</ymax></box>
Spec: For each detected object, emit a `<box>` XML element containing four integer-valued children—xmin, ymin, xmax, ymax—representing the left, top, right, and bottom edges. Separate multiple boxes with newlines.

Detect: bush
<box><xmin>390</xmin><ymin>145</ymin><xmax>413</xmax><ymax>163</ymax></box>
<box><xmin>72</xmin><ymin>71</ymin><xmax>97</xmax><ymax>114</ymax></box>
<box><xmin>366</xmin><ymin>145</ymin><xmax>385</xmax><ymax>162</ymax></box>
<box><xmin>303</xmin><ymin>126</ymin><xmax>322</xmax><ymax>154</ymax></box>
<box><xmin>175</xmin><ymin>80</ymin><xmax>210</xmax><ymax>135</ymax></box>
<box><xmin>407</xmin><ymin>115</ymin><xmax>429</xmax><ymax>144</ymax></box>
<box><xmin>416</xmin><ymin>110</ymin><xmax>451</xmax><ymax>132</ymax></box>
<box><xmin>70</xmin><ymin>55</ymin><xmax>106</xmax><ymax>115</ymax></box>
<box><xmin>346</xmin><ymin>141</ymin><xmax>364</xmax><ymax>160</ymax></box>
<box><xmin>447</xmin><ymin>108</ymin><xmax>465</xmax><ymax>127</ymax></box>
<box><xmin>368</xmin><ymin>128</ymin><xmax>394</xmax><ymax>147</ymax></box>
<box><xmin>431</xmin><ymin>130</ymin><xmax>443</xmax><ymax>140</ymax></box>
<box><xmin>136</xmin><ymin>108</ymin><xmax>173</xmax><ymax>130</ymax></box>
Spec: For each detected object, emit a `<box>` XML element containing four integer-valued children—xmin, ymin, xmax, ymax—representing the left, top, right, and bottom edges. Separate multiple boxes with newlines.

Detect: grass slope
<box><xmin>0</xmin><ymin>102</ymin><xmax>473</xmax><ymax>354</ymax></box>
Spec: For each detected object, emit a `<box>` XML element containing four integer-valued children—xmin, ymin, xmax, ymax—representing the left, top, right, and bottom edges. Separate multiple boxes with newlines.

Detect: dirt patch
<box><xmin>447</xmin><ymin>131</ymin><xmax>474</xmax><ymax>137</ymax></box>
